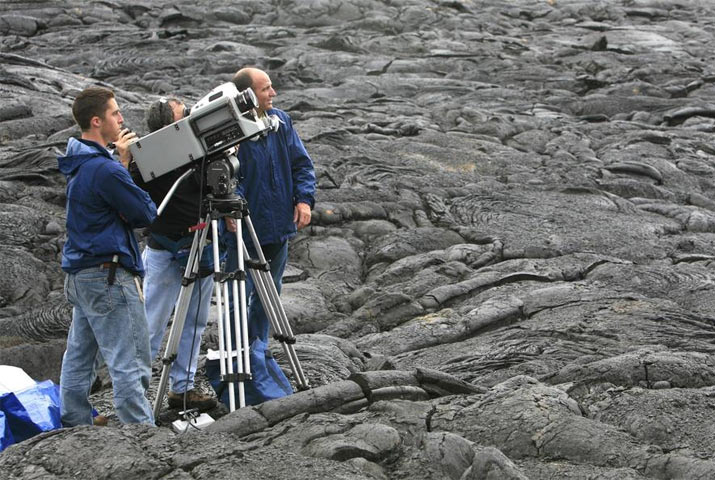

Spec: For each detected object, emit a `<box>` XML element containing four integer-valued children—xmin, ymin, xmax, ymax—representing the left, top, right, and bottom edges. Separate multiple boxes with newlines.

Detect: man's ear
<box><xmin>90</xmin><ymin>115</ymin><xmax>102</xmax><ymax>129</ymax></box>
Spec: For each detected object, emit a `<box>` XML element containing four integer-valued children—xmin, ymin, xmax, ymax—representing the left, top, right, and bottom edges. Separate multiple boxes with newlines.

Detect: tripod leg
<box><xmin>214</xmin><ymin>216</ymin><xmax>252</xmax><ymax>411</ymax></box>
<box><xmin>246</xmin><ymin>254</ymin><xmax>309</xmax><ymax>390</ymax></box>
<box><xmin>211</xmin><ymin>218</ymin><xmax>236</xmax><ymax>412</ymax></box>
<box><xmin>242</xmin><ymin>215</ymin><xmax>310</xmax><ymax>390</ymax></box>
<box><xmin>232</xmin><ymin>219</ymin><xmax>251</xmax><ymax>407</ymax></box>
<box><xmin>152</xmin><ymin>219</ymin><xmax>210</xmax><ymax>420</ymax></box>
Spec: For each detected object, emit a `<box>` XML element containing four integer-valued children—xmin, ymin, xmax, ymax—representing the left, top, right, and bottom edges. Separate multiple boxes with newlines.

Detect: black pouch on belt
<box><xmin>107</xmin><ymin>254</ymin><xmax>119</xmax><ymax>285</ymax></box>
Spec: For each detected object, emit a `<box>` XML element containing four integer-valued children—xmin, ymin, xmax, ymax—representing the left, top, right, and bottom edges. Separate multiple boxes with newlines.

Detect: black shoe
<box><xmin>167</xmin><ymin>389</ymin><xmax>217</xmax><ymax>412</ymax></box>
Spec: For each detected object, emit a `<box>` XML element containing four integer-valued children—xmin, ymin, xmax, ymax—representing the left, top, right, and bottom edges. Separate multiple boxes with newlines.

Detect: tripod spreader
<box><xmin>245</xmin><ymin>259</ymin><xmax>270</xmax><ymax>272</ymax></box>
<box><xmin>222</xmin><ymin>372</ymin><xmax>252</xmax><ymax>382</ymax></box>
<box><xmin>214</xmin><ymin>270</ymin><xmax>246</xmax><ymax>283</ymax></box>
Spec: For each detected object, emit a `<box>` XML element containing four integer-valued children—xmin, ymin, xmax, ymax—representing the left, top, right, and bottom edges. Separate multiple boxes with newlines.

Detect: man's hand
<box><xmin>115</xmin><ymin>128</ymin><xmax>137</xmax><ymax>168</ymax></box>
<box><xmin>294</xmin><ymin>202</ymin><xmax>311</xmax><ymax>230</ymax></box>
<box><xmin>225</xmin><ymin>217</ymin><xmax>237</xmax><ymax>232</ymax></box>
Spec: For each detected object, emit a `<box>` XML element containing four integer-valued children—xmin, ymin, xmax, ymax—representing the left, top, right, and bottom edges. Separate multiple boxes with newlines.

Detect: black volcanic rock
<box><xmin>3</xmin><ymin>0</ymin><xmax>715</xmax><ymax>478</ymax></box>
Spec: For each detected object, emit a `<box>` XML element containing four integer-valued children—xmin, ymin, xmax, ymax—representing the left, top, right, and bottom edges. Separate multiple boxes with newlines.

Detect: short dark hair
<box><xmin>72</xmin><ymin>87</ymin><xmax>115</xmax><ymax>131</ymax></box>
<box><xmin>232</xmin><ymin>70</ymin><xmax>254</xmax><ymax>92</ymax></box>
<box><xmin>145</xmin><ymin>98</ymin><xmax>178</xmax><ymax>133</ymax></box>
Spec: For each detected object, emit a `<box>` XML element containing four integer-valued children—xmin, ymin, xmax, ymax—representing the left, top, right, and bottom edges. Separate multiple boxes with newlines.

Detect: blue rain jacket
<box><xmin>58</xmin><ymin>137</ymin><xmax>156</xmax><ymax>275</ymax></box>
<box><xmin>230</xmin><ymin>108</ymin><xmax>316</xmax><ymax>247</ymax></box>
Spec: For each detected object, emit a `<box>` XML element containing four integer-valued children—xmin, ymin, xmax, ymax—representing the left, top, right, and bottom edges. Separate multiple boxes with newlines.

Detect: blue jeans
<box><xmin>142</xmin><ymin>246</ymin><xmax>213</xmax><ymax>393</ymax></box>
<box><xmin>225</xmin><ymin>239</ymin><xmax>288</xmax><ymax>343</ymax></box>
<box><xmin>60</xmin><ymin>267</ymin><xmax>154</xmax><ymax>426</ymax></box>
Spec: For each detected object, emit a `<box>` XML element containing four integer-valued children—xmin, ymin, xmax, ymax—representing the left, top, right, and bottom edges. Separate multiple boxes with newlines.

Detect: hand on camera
<box><xmin>115</xmin><ymin>128</ymin><xmax>137</xmax><ymax>168</ymax></box>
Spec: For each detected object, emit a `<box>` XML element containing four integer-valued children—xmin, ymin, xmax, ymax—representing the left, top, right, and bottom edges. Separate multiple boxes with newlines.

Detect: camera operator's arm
<box><xmin>114</xmin><ymin>128</ymin><xmax>137</xmax><ymax>169</ymax></box>
<box><xmin>97</xmin><ymin>162</ymin><xmax>157</xmax><ymax>228</ymax></box>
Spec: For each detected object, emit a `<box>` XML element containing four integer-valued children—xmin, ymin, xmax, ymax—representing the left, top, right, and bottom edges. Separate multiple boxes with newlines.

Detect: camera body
<box><xmin>129</xmin><ymin>83</ymin><xmax>277</xmax><ymax>183</ymax></box>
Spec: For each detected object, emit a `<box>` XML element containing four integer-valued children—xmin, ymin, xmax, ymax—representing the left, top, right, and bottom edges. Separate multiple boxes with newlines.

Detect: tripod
<box><xmin>152</xmin><ymin>191</ymin><xmax>310</xmax><ymax>419</ymax></box>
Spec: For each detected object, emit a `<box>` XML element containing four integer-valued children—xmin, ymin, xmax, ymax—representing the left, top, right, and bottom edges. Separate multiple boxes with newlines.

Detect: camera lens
<box><xmin>235</xmin><ymin>88</ymin><xmax>258</xmax><ymax>113</ymax></box>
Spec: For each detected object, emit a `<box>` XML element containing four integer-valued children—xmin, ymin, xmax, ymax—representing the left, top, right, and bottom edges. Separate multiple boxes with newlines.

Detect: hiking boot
<box><xmin>93</xmin><ymin>415</ymin><xmax>109</xmax><ymax>427</ymax></box>
<box><xmin>167</xmin><ymin>389</ymin><xmax>217</xmax><ymax>412</ymax></box>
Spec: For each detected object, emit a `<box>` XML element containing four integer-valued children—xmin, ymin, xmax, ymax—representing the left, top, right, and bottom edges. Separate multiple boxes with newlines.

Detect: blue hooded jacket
<box><xmin>58</xmin><ymin>137</ymin><xmax>157</xmax><ymax>275</ymax></box>
<box><xmin>231</xmin><ymin>108</ymin><xmax>316</xmax><ymax>247</ymax></box>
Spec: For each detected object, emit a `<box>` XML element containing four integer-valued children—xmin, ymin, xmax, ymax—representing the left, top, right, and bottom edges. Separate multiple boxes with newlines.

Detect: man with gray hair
<box><xmin>130</xmin><ymin>97</ymin><xmax>218</xmax><ymax>413</ymax></box>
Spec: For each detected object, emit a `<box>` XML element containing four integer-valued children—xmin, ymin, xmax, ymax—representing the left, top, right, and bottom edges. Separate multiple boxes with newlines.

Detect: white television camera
<box><xmin>129</xmin><ymin>82</ymin><xmax>278</xmax><ymax>183</ymax></box>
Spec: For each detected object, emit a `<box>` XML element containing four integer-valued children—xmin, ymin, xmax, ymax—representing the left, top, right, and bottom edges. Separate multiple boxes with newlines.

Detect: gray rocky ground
<box><xmin>2</xmin><ymin>0</ymin><xmax>715</xmax><ymax>478</ymax></box>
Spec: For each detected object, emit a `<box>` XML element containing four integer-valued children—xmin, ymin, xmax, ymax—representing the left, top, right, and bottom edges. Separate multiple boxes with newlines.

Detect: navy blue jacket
<box><xmin>58</xmin><ymin>138</ymin><xmax>157</xmax><ymax>275</ymax></box>
<box><xmin>232</xmin><ymin>108</ymin><xmax>315</xmax><ymax>246</ymax></box>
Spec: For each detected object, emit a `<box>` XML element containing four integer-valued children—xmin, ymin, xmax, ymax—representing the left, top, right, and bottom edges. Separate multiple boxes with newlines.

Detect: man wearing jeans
<box><xmin>58</xmin><ymin>87</ymin><xmax>157</xmax><ymax>426</ymax></box>
<box><xmin>132</xmin><ymin>98</ymin><xmax>217</xmax><ymax>412</ymax></box>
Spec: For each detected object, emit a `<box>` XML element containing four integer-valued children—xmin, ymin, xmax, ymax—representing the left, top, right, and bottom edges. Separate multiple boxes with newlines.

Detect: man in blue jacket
<box><xmin>214</xmin><ymin>67</ymin><xmax>315</xmax><ymax>405</ymax></box>
<box><xmin>58</xmin><ymin>87</ymin><xmax>157</xmax><ymax>426</ymax></box>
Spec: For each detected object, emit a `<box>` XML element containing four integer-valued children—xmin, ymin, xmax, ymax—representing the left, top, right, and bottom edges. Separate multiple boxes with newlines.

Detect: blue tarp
<box><xmin>0</xmin><ymin>411</ymin><xmax>14</xmax><ymax>451</ymax></box>
<box><xmin>0</xmin><ymin>380</ymin><xmax>62</xmax><ymax>451</ymax></box>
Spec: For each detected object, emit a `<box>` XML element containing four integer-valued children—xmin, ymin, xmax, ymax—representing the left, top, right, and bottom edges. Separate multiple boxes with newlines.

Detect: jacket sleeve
<box><xmin>284</xmin><ymin>114</ymin><xmax>316</xmax><ymax>208</ymax></box>
<box><xmin>234</xmin><ymin>162</ymin><xmax>246</xmax><ymax>200</ymax></box>
<box><xmin>97</xmin><ymin>162</ymin><xmax>157</xmax><ymax>228</ymax></box>
<box><xmin>129</xmin><ymin>160</ymin><xmax>148</xmax><ymax>191</ymax></box>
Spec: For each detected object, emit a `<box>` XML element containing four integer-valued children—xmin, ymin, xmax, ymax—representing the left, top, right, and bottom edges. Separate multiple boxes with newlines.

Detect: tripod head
<box><xmin>203</xmin><ymin>193</ymin><xmax>247</xmax><ymax>219</ymax></box>
<box><xmin>202</xmin><ymin>151</ymin><xmax>248</xmax><ymax>219</ymax></box>
<box><xmin>156</xmin><ymin>150</ymin><xmax>245</xmax><ymax>218</ymax></box>
<box><xmin>204</xmin><ymin>151</ymin><xmax>239</xmax><ymax>199</ymax></box>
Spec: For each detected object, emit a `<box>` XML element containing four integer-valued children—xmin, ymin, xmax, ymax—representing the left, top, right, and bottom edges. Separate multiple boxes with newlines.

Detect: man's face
<box><xmin>251</xmin><ymin>71</ymin><xmax>276</xmax><ymax>115</ymax></box>
<box><xmin>98</xmin><ymin>98</ymin><xmax>123</xmax><ymax>144</ymax></box>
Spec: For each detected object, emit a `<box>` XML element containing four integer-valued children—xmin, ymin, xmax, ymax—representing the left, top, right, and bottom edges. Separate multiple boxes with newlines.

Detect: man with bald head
<box><xmin>213</xmin><ymin>67</ymin><xmax>316</xmax><ymax>406</ymax></box>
